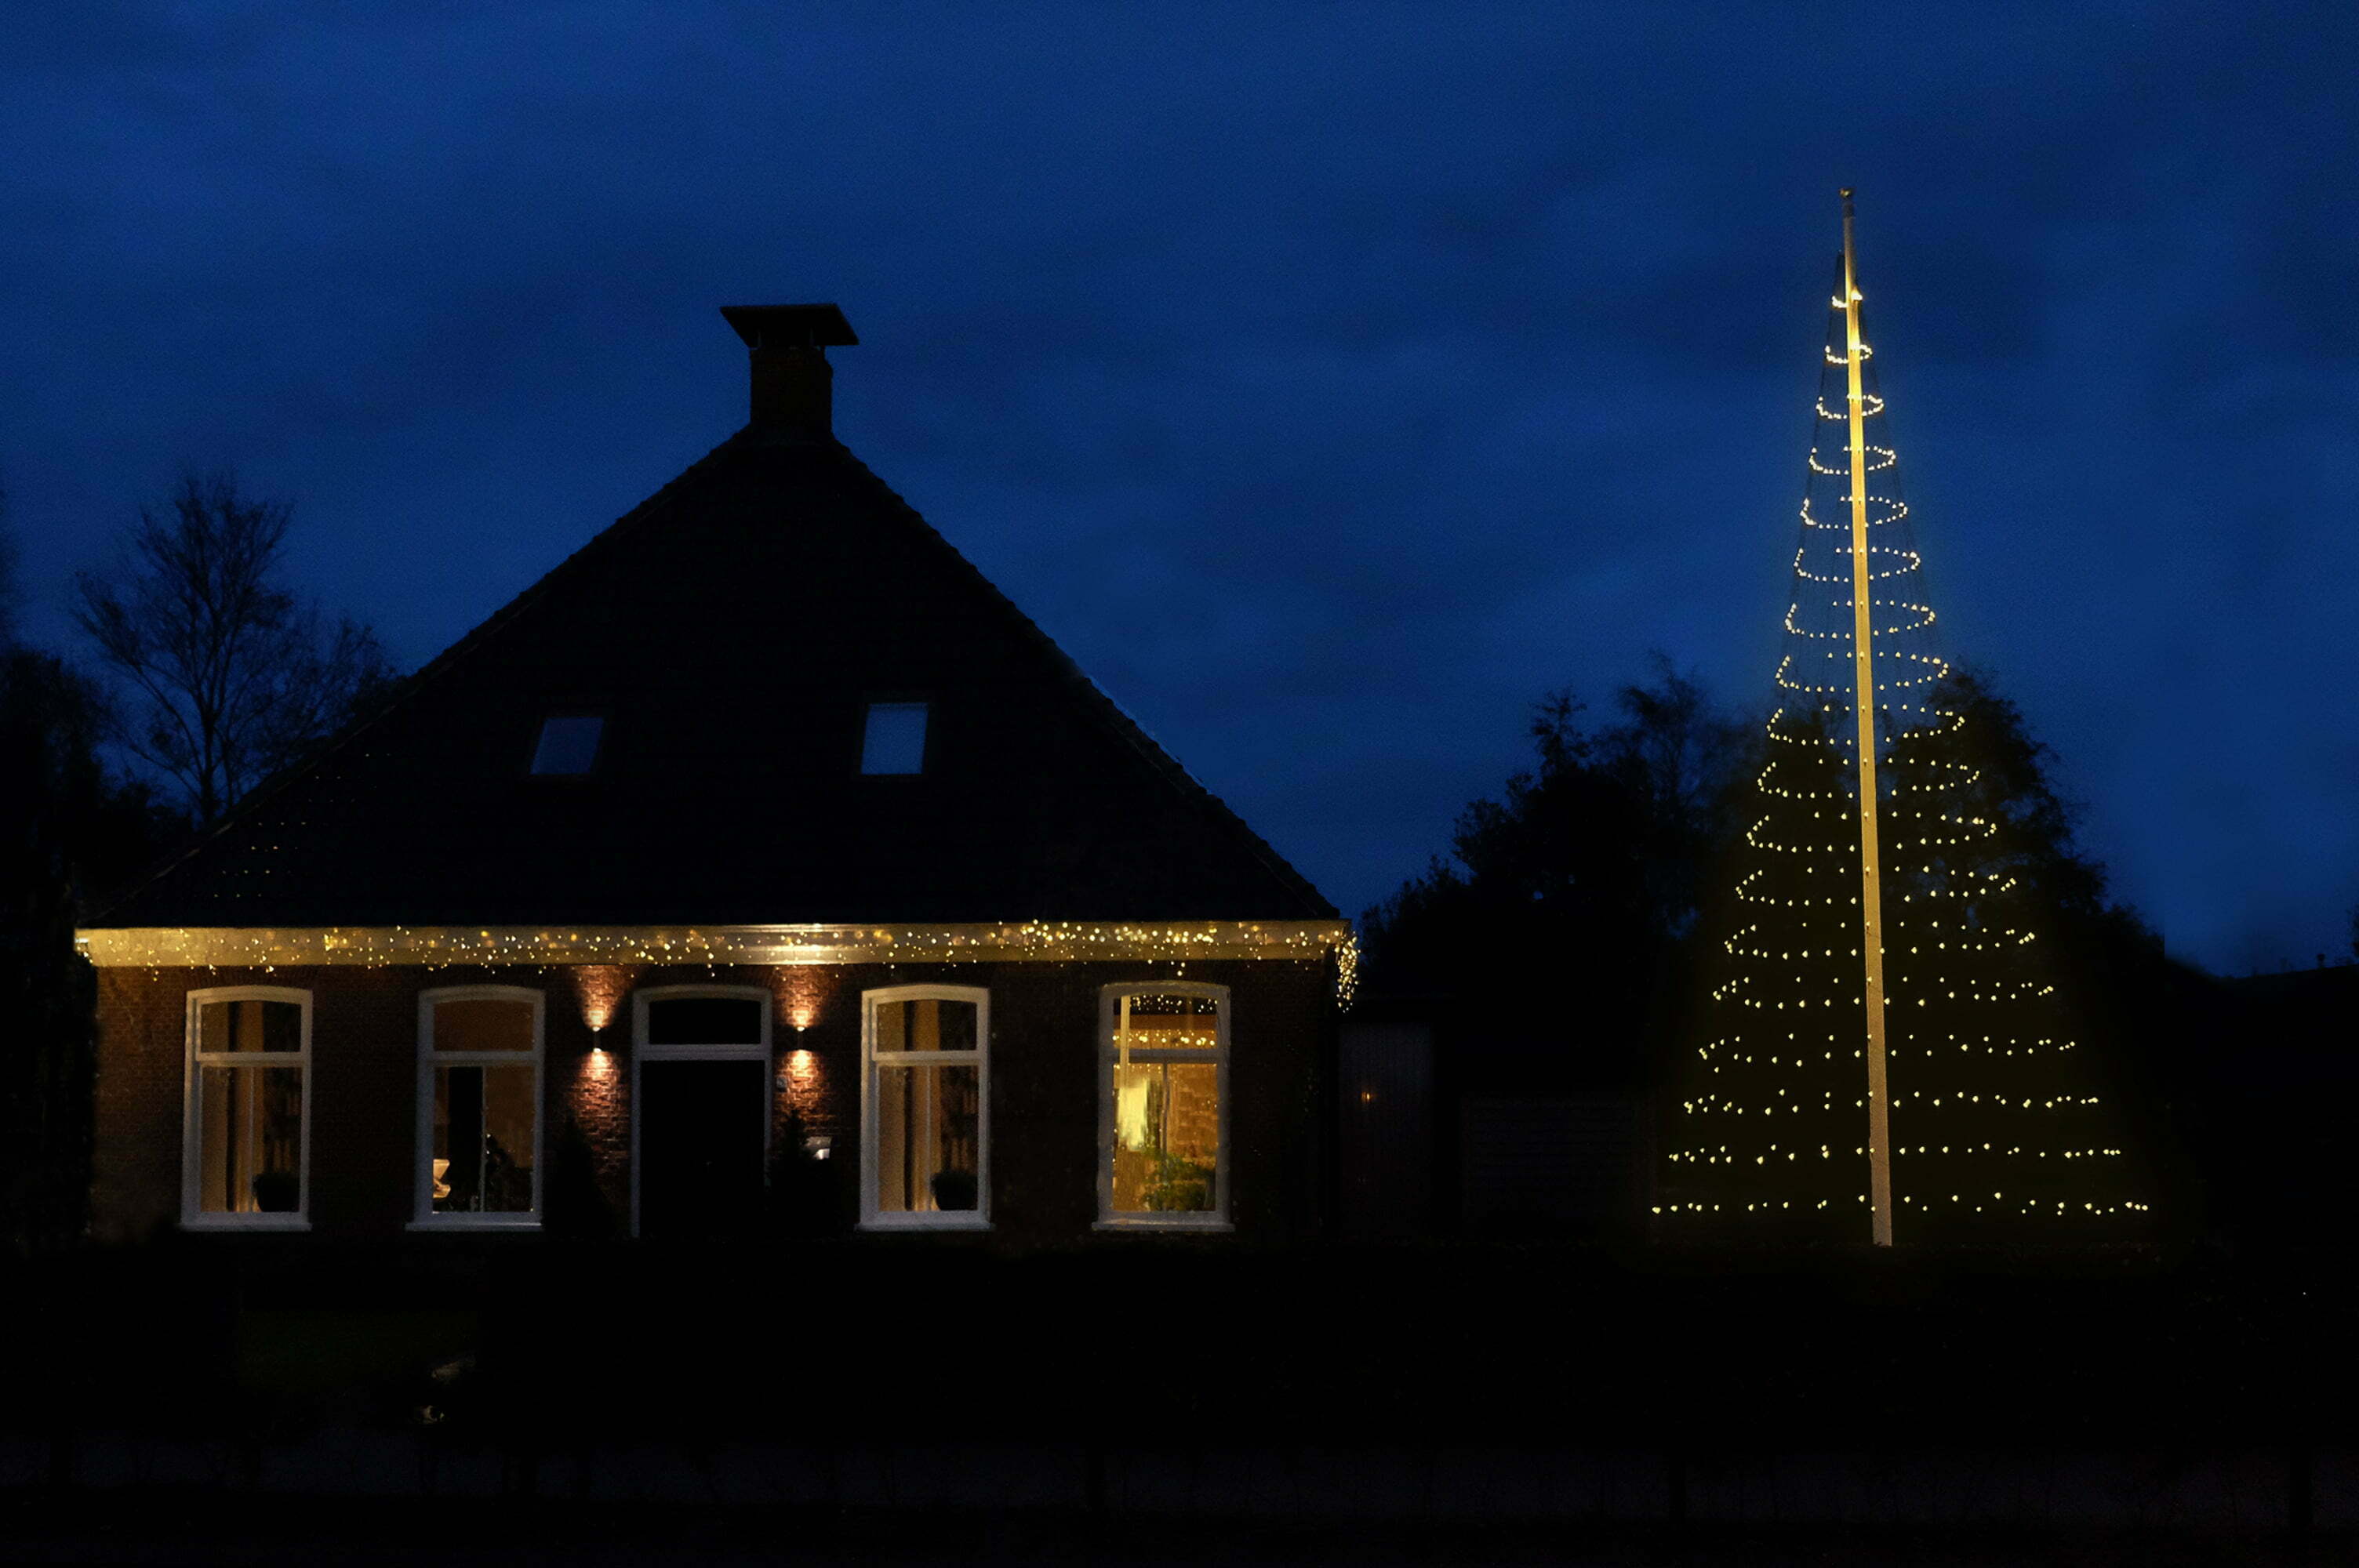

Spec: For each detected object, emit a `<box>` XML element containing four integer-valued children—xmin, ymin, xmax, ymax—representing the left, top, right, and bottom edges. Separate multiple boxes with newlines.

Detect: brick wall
<box><xmin>89</xmin><ymin>956</ymin><xmax>1336</xmax><ymax>1250</ymax></box>
<box><xmin>91</xmin><ymin>967</ymin><xmax>182</xmax><ymax>1245</ymax></box>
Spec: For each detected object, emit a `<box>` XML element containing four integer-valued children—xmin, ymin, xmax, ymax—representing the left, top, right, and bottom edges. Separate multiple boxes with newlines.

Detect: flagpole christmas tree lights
<box><xmin>1661</xmin><ymin>194</ymin><xmax>2145</xmax><ymax>1244</ymax></box>
<box><xmin>1837</xmin><ymin>192</ymin><xmax>1897</xmax><ymax>1245</ymax></box>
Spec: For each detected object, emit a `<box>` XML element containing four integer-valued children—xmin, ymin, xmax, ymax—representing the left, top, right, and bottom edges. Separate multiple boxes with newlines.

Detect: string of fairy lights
<box><xmin>75</xmin><ymin>919</ymin><xmax>1361</xmax><ymax>1009</ymax></box>
<box><xmin>1661</xmin><ymin>244</ymin><xmax>2146</xmax><ymax>1232</ymax></box>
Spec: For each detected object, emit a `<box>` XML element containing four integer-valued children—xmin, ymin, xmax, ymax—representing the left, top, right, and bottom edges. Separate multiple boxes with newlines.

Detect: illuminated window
<box><xmin>184</xmin><ymin>988</ymin><xmax>310</xmax><ymax>1229</ymax></box>
<box><xmin>529</xmin><ymin>713</ymin><xmax>604</xmax><ymax>775</ymax></box>
<box><xmin>415</xmin><ymin>987</ymin><xmax>543</xmax><ymax>1228</ymax></box>
<box><xmin>860</xmin><ymin>702</ymin><xmax>929</xmax><ymax>775</ymax></box>
<box><xmin>1097</xmin><ymin>984</ymin><xmax>1228</xmax><ymax>1229</ymax></box>
<box><xmin>860</xmin><ymin>986</ymin><xmax>988</xmax><ymax>1229</ymax></box>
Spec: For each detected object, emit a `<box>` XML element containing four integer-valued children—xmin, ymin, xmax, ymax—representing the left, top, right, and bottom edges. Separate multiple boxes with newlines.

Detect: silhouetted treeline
<box><xmin>1359</xmin><ymin>657</ymin><xmax>1747</xmax><ymax>1065</ymax></box>
<box><xmin>0</xmin><ymin>649</ymin><xmax>188</xmax><ymax>1254</ymax></box>
<box><xmin>1359</xmin><ymin>656</ymin><xmax>2229</xmax><ymax>1240</ymax></box>
<box><xmin>2</xmin><ymin>469</ymin><xmax>394</xmax><ymax>1254</ymax></box>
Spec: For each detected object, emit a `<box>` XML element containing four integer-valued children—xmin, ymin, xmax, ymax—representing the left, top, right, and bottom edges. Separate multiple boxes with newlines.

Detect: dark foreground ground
<box><xmin>3</xmin><ymin>1497</ymin><xmax>2357</xmax><ymax>1567</ymax></box>
<box><xmin>2</xmin><ymin>1238</ymin><xmax>2353</xmax><ymax>1563</ymax></box>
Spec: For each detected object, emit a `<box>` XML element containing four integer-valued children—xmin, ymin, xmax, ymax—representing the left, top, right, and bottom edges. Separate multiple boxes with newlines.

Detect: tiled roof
<box><xmin>97</xmin><ymin>424</ymin><xmax>1333</xmax><ymax>927</ymax></box>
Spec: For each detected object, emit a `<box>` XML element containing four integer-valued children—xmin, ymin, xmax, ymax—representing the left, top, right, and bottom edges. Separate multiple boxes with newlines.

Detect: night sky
<box><xmin>5</xmin><ymin>5</ymin><xmax>2354</xmax><ymax>974</ymax></box>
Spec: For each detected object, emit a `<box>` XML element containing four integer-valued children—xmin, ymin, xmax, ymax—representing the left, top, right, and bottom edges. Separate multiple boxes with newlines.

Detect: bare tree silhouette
<box><xmin>74</xmin><ymin>470</ymin><xmax>394</xmax><ymax>826</ymax></box>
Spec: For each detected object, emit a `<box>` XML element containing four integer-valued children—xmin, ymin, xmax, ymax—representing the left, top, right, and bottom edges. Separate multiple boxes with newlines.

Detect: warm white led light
<box><xmin>1664</xmin><ymin>208</ymin><xmax>2139</xmax><ymax>1236</ymax></box>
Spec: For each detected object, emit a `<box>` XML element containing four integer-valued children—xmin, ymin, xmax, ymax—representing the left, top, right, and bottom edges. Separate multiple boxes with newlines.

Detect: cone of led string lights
<box><xmin>1658</xmin><ymin>194</ymin><xmax>2147</xmax><ymax>1245</ymax></box>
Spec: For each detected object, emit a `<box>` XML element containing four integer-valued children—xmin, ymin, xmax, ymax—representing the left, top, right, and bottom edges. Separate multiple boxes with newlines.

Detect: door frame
<box><xmin>629</xmin><ymin>984</ymin><xmax>773</xmax><ymax>1238</ymax></box>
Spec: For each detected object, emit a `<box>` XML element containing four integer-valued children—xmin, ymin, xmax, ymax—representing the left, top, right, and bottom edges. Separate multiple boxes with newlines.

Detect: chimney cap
<box><xmin>720</xmin><ymin>303</ymin><xmax>858</xmax><ymax>350</ymax></box>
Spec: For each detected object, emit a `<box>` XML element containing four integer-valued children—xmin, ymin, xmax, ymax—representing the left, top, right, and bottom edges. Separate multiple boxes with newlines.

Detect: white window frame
<box><xmin>411</xmin><ymin>985</ymin><xmax>546</xmax><ymax>1232</ymax></box>
<box><xmin>181</xmin><ymin>985</ymin><xmax>313</xmax><ymax>1232</ymax></box>
<box><xmin>858</xmin><ymin>984</ymin><xmax>990</xmax><ymax>1232</ymax></box>
<box><xmin>630</xmin><ymin>984</ymin><xmax>774</xmax><ymax>1238</ymax></box>
<box><xmin>1095</xmin><ymin>981</ymin><xmax>1232</xmax><ymax>1232</ymax></box>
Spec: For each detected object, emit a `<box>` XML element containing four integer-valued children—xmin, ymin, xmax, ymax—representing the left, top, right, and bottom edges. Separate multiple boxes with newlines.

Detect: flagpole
<box><xmin>1840</xmin><ymin>189</ymin><xmax>1896</xmax><ymax>1247</ymax></box>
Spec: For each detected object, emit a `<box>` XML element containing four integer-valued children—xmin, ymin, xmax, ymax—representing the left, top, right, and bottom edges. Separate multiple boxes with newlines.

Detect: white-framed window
<box><xmin>630</xmin><ymin>985</ymin><xmax>773</xmax><ymax>1239</ymax></box>
<box><xmin>183</xmin><ymin>986</ymin><xmax>312</xmax><ymax>1230</ymax></box>
<box><xmin>413</xmin><ymin>986</ymin><xmax>544</xmax><ymax>1229</ymax></box>
<box><xmin>1096</xmin><ymin>982</ymin><xmax>1230</xmax><ymax>1230</ymax></box>
<box><xmin>860</xmin><ymin>985</ymin><xmax>988</xmax><ymax>1229</ymax></box>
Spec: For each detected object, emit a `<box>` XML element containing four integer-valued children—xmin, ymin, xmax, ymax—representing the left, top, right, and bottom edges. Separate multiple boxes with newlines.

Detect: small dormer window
<box><xmin>529</xmin><ymin>714</ymin><xmax>604</xmax><ymax>776</ymax></box>
<box><xmin>860</xmin><ymin>702</ymin><xmax>929</xmax><ymax>775</ymax></box>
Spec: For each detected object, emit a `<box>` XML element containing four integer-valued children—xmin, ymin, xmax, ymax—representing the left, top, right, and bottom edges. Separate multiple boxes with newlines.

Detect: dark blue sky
<box><xmin>5</xmin><ymin>3</ymin><xmax>2354</xmax><ymax>973</ymax></box>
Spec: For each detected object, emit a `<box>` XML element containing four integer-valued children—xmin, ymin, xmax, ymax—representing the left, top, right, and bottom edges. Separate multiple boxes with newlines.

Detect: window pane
<box><xmin>1110</xmin><ymin>1062</ymin><xmax>1219</xmax><ymax>1214</ymax></box>
<box><xmin>646</xmin><ymin>996</ymin><xmax>763</xmax><ymax>1046</ymax></box>
<box><xmin>860</xmin><ymin>702</ymin><xmax>928</xmax><ymax>775</ymax></box>
<box><xmin>530</xmin><ymin>714</ymin><xmax>603</xmax><ymax>775</ymax></box>
<box><xmin>1114</xmin><ymin>993</ymin><xmax>1220</xmax><ymax>1052</ymax></box>
<box><xmin>432</xmin><ymin>997</ymin><xmax>535</xmax><ymax>1053</ymax></box>
<box><xmin>874</xmin><ymin>1064</ymin><xmax>980</xmax><ymax>1212</ymax></box>
<box><xmin>872</xmin><ymin>997</ymin><xmax>977</xmax><ymax>1054</ymax></box>
<box><xmin>198</xmin><ymin>998</ymin><xmax>302</xmax><ymax>1054</ymax></box>
<box><xmin>197</xmin><ymin>1064</ymin><xmax>303</xmax><ymax>1214</ymax></box>
<box><xmin>433</xmin><ymin>1063</ymin><xmax>537</xmax><ymax>1214</ymax></box>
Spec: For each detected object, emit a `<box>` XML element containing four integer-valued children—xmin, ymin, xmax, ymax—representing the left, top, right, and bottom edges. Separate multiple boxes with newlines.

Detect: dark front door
<box><xmin>638</xmin><ymin>1059</ymin><xmax>768</xmax><ymax>1239</ymax></box>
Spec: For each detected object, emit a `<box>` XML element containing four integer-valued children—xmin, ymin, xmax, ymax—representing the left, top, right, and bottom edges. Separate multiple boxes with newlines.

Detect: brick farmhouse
<box><xmin>77</xmin><ymin>306</ymin><xmax>1350</xmax><ymax>1249</ymax></box>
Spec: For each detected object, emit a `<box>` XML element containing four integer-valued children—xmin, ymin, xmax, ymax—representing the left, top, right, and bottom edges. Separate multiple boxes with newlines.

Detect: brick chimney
<box><xmin>720</xmin><ymin>303</ymin><xmax>858</xmax><ymax>435</ymax></box>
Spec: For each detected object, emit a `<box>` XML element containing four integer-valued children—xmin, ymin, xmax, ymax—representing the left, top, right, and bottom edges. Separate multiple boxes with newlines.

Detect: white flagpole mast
<box><xmin>1840</xmin><ymin>189</ymin><xmax>1896</xmax><ymax>1247</ymax></box>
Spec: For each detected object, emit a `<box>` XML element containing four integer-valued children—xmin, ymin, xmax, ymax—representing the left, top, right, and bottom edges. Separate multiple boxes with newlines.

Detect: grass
<box><xmin>236</xmin><ymin>1307</ymin><xmax>478</xmax><ymax>1404</ymax></box>
<box><xmin>1</xmin><ymin>1236</ymin><xmax>2349</xmax><ymax>1452</ymax></box>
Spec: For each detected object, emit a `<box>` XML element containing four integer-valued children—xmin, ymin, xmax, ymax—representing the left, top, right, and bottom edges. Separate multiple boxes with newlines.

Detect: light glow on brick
<box><xmin>572</xmin><ymin>965</ymin><xmax>631</xmax><ymax>1033</ymax></box>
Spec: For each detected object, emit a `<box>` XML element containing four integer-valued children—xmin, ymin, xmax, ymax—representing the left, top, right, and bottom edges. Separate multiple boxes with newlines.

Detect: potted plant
<box><xmin>929</xmin><ymin>1168</ymin><xmax>979</xmax><ymax>1211</ymax></box>
<box><xmin>251</xmin><ymin>1169</ymin><xmax>300</xmax><ymax>1213</ymax></box>
<box><xmin>1144</xmin><ymin>1153</ymin><xmax>1212</xmax><ymax>1212</ymax></box>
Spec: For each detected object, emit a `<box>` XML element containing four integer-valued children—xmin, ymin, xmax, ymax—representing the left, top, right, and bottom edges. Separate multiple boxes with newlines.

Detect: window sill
<box><xmin>180</xmin><ymin>1217</ymin><xmax>312</xmax><ymax>1233</ymax></box>
<box><xmin>405</xmin><ymin>1218</ymin><xmax>543</xmax><ymax>1233</ymax></box>
<box><xmin>1092</xmin><ymin>1217</ymin><xmax>1233</xmax><ymax>1233</ymax></box>
<box><xmin>856</xmin><ymin>1214</ymin><xmax>993</xmax><ymax>1232</ymax></box>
